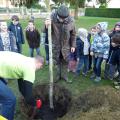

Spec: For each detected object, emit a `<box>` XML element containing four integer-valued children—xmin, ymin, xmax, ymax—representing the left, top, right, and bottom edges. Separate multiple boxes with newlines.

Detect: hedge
<box><xmin>85</xmin><ymin>8</ymin><xmax>120</xmax><ymax>18</ymax></box>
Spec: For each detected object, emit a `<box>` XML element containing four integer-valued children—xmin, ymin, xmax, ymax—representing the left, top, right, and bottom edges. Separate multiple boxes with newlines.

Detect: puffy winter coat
<box><xmin>0</xmin><ymin>31</ymin><xmax>17</xmax><ymax>52</ymax></box>
<box><xmin>51</xmin><ymin>12</ymin><xmax>76</xmax><ymax>61</ymax></box>
<box><xmin>26</xmin><ymin>29</ymin><xmax>40</xmax><ymax>48</ymax></box>
<box><xmin>8</xmin><ymin>22</ymin><xmax>24</xmax><ymax>44</ymax></box>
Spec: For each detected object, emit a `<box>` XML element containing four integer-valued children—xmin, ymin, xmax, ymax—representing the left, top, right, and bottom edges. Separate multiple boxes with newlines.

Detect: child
<box><xmin>68</xmin><ymin>50</ymin><xmax>77</xmax><ymax>73</ymax></box>
<box><xmin>88</xmin><ymin>26</ymin><xmax>97</xmax><ymax>71</ymax></box>
<box><xmin>75</xmin><ymin>28</ymin><xmax>90</xmax><ymax>76</ymax></box>
<box><xmin>26</xmin><ymin>20</ymin><xmax>40</xmax><ymax>57</ymax></box>
<box><xmin>44</xmin><ymin>20</ymin><xmax>49</xmax><ymax>65</ymax></box>
<box><xmin>0</xmin><ymin>20</ymin><xmax>17</xmax><ymax>52</ymax></box>
<box><xmin>104</xmin><ymin>22</ymin><xmax>120</xmax><ymax>80</ymax></box>
<box><xmin>109</xmin><ymin>33</ymin><xmax>120</xmax><ymax>89</ymax></box>
<box><xmin>90</xmin><ymin>22</ymin><xmax>110</xmax><ymax>82</ymax></box>
<box><xmin>8</xmin><ymin>15</ymin><xmax>24</xmax><ymax>53</ymax></box>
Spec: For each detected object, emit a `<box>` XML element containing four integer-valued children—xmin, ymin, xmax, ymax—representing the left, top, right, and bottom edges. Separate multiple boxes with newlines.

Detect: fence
<box><xmin>0</xmin><ymin>7</ymin><xmax>42</xmax><ymax>20</ymax></box>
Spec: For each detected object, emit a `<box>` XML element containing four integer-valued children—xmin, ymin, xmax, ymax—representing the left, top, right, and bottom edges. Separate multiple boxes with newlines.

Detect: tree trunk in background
<box><xmin>21</xmin><ymin>6</ymin><xmax>28</xmax><ymax>19</ymax></box>
<box><xmin>74</xmin><ymin>6</ymin><xmax>79</xmax><ymax>19</ymax></box>
<box><xmin>6</xmin><ymin>0</ymin><xmax>9</xmax><ymax>16</ymax></box>
<box><xmin>30</xmin><ymin>7</ymin><xmax>33</xmax><ymax>17</ymax></box>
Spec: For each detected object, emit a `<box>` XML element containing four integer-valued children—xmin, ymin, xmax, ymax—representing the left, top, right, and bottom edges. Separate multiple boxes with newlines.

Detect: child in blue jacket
<box><xmin>90</xmin><ymin>22</ymin><xmax>110</xmax><ymax>82</ymax></box>
<box><xmin>8</xmin><ymin>15</ymin><xmax>24</xmax><ymax>53</ymax></box>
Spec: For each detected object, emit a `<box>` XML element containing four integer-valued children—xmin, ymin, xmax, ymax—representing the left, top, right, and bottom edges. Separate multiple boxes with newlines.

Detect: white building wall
<box><xmin>108</xmin><ymin>0</ymin><xmax>120</xmax><ymax>8</ymax></box>
<box><xmin>0</xmin><ymin>0</ymin><xmax>14</xmax><ymax>8</ymax></box>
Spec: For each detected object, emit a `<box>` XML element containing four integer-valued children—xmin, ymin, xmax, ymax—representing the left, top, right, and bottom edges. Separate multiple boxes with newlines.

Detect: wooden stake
<box><xmin>45</xmin><ymin>0</ymin><xmax>54</xmax><ymax>109</ymax></box>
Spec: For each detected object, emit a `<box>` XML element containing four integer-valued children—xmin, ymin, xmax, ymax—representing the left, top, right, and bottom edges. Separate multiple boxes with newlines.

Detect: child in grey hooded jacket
<box><xmin>90</xmin><ymin>22</ymin><xmax>110</xmax><ymax>82</ymax></box>
<box><xmin>76</xmin><ymin>28</ymin><xmax>90</xmax><ymax>76</ymax></box>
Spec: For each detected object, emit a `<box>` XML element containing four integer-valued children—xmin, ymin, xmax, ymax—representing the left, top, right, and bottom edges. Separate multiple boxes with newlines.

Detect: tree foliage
<box><xmin>87</xmin><ymin>0</ymin><xmax>111</xmax><ymax>8</ymax></box>
<box><xmin>10</xmin><ymin>0</ymin><xmax>39</xmax><ymax>8</ymax></box>
<box><xmin>52</xmin><ymin>0</ymin><xmax>86</xmax><ymax>8</ymax></box>
<box><xmin>96</xmin><ymin>0</ymin><xmax>111</xmax><ymax>4</ymax></box>
<box><xmin>96</xmin><ymin>0</ymin><xmax>111</xmax><ymax>8</ymax></box>
<box><xmin>68</xmin><ymin>0</ymin><xmax>85</xmax><ymax>8</ymax></box>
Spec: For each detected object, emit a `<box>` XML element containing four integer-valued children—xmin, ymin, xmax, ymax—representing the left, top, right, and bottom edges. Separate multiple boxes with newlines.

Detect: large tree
<box><xmin>10</xmin><ymin>0</ymin><xmax>39</xmax><ymax>8</ymax></box>
<box><xmin>96</xmin><ymin>0</ymin><xmax>111</xmax><ymax>8</ymax></box>
<box><xmin>10</xmin><ymin>0</ymin><xmax>41</xmax><ymax>17</ymax></box>
<box><xmin>52</xmin><ymin>0</ymin><xmax>68</xmax><ymax>6</ymax></box>
<box><xmin>68</xmin><ymin>0</ymin><xmax>85</xmax><ymax>19</ymax></box>
<box><xmin>52</xmin><ymin>0</ymin><xmax>86</xmax><ymax>19</ymax></box>
<box><xmin>87</xmin><ymin>0</ymin><xmax>111</xmax><ymax>8</ymax></box>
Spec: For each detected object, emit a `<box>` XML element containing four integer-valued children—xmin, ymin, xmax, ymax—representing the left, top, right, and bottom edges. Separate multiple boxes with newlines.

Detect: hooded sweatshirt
<box><xmin>78</xmin><ymin>28</ymin><xmax>90</xmax><ymax>55</ymax></box>
<box><xmin>91</xmin><ymin>22</ymin><xmax>110</xmax><ymax>59</ymax></box>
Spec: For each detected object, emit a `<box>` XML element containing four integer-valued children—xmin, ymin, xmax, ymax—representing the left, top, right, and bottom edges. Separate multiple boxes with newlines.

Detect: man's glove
<box><xmin>36</xmin><ymin>99</ymin><xmax>42</xmax><ymax>109</ymax></box>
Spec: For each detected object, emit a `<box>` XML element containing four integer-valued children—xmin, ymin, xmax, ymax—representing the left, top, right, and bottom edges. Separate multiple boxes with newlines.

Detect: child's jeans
<box><xmin>45</xmin><ymin>44</ymin><xmax>49</xmax><ymax>63</ymax></box>
<box><xmin>104</xmin><ymin>63</ymin><xmax>116</xmax><ymax>80</ymax></box>
<box><xmin>17</xmin><ymin>43</ymin><xmax>22</xmax><ymax>53</ymax></box>
<box><xmin>76</xmin><ymin>55</ymin><xmax>89</xmax><ymax>75</ymax></box>
<box><xmin>29</xmin><ymin>47</ymin><xmax>40</xmax><ymax>57</ymax></box>
<box><xmin>93</xmin><ymin>56</ymin><xmax>103</xmax><ymax>77</ymax></box>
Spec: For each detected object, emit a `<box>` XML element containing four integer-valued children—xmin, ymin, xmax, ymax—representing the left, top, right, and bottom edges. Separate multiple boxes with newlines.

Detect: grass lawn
<box><xmin>7</xmin><ymin>16</ymin><xmax>120</xmax><ymax>120</ymax></box>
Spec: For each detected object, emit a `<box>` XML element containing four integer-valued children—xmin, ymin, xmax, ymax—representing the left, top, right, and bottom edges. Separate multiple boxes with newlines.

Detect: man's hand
<box><xmin>71</xmin><ymin>47</ymin><xmax>75</xmax><ymax>53</ymax></box>
<box><xmin>45</xmin><ymin>18</ymin><xmax>51</xmax><ymax>27</ymax></box>
<box><xmin>90</xmin><ymin>52</ymin><xmax>94</xmax><ymax>56</ymax></box>
<box><xmin>36</xmin><ymin>99</ymin><xmax>42</xmax><ymax>109</ymax></box>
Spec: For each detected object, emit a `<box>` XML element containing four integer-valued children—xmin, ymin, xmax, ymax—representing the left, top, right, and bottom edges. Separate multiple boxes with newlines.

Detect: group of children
<box><xmin>67</xmin><ymin>21</ymin><xmax>120</xmax><ymax>87</ymax></box>
<box><xmin>0</xmin><ymin>15</ymin><xmax>119</xmax><ymax>87</ymax></box>
<box><xmin>0</xmin><ymin>15</ymin><xmax>41</xmax><ymax>57</ymax></box>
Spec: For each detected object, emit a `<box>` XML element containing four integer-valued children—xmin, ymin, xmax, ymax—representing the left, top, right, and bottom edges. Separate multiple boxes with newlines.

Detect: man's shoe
<box><xmin>82</xmin><ymin>72</ymin><xmax>87</xmax><ymax>77</ymax></box>
<box><xmin>114</xmin><ymin>85</ymin><xmax>120</xmax><ymax>89</ymax></box>
<box><xmin>54</xmin><ymin>76</ymin><xmax>61</xmax><ymax>83</ymax></box>
<box><xmin>62</xmin><ymin>76</ymin><xmax>72</xmax><ymax>83</ymax></box>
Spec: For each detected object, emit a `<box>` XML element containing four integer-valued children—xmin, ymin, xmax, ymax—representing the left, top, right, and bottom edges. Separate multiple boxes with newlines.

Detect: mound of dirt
<box><xmin>61</xmin><ymin>86</ymin><xmax>120</xmax><ymax>120</ymax></box>
<box><xmin>20</xmin><ymin>84</ymin><xmax>72</xmax><ymax>120</ymax></box>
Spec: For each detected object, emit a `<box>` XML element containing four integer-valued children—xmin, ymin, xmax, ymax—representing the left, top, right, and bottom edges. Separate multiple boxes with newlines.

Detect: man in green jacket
<box><xmin>0</xmin><ymin>51</ymin><xmax>44</xmax><ymax>120</ymax></box>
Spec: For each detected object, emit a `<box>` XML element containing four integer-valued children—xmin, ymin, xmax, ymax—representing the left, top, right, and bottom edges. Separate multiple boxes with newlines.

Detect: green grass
<box><xmin>7</xmin><ymin>16</ymin><xmax>120</xmax><ymax>120</ymax></box>
<box><xmin>75</xmin><ymin>16</ymin><xmax>120</xmax><ymax>30</ymax></box>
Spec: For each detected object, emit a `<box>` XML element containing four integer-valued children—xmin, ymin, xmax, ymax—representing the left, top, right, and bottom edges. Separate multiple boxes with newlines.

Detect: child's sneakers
<box><xmin>82</xmin><ymin>72</ymin><xmax>87</xmax><ymax>76</ymax></box>
<box><xmin>114</xmin><ymin>85</ymin><xmax>120</xmax><ymax>89</ymax></box>
<box><xmin>114</xmin><ymin>81</ymin><xmax>120</xmax><ymax>90</ymax></box>
<box><xmin>90</xmin><ymin>73</ymin><xmax>96</xmax><ymax>80</ymax></box>
<box><xmin>45</xmin><ymin>60</ymin><xmax>49</xmax><ymax>65</ymax></box>
<box><xmin>94</xmin><ymin>77</ymin><xmax>101</xmax><ymax>82</ymax></box>
<box><xmin>62</xmin><ymin>75</ymin><xmax>72</xmax><ymax>83</ymax></box>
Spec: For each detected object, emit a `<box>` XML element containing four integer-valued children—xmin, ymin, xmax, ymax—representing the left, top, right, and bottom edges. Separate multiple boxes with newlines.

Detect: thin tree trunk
<box><xmin>30</xmin><ymin>7</ymin><xmax>33</xmax><ymax>17</ymax></box>
<box><xmin>6</xmin><ymin>0</ymin><xmax>9</xmax><ymax>16</ymax></box>
<box><xmin>74</xmin><ymin>6</ymin><xmax>79</xmax><ymax>19</ymax></box>
<box><xmin>45</xmin><ymin>0</ymin><xmax>54</xmax><ymax>109</ymax></box>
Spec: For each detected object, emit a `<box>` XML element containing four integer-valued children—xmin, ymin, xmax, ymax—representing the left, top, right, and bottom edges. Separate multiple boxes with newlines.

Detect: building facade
<box><xmin>0</xmin><ymin>0</ymin><xmax>14</xmax><ymax>8</ymax></box>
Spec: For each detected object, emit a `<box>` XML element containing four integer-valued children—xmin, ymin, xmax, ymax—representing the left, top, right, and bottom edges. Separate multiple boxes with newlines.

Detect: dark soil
<box><xmin>62</xmin><ymin>86</ymin><xmax>120</xmax><ymax>120</ymax></box>
<box><xmin>20</xmin><ymin>84</ymin><xmax>72</xmax><ymax>120</ymax></box>
<box><xmin>20</xmin><ymin>85</ymin><xmax>120</xmax><ymax>120</ymax></box>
